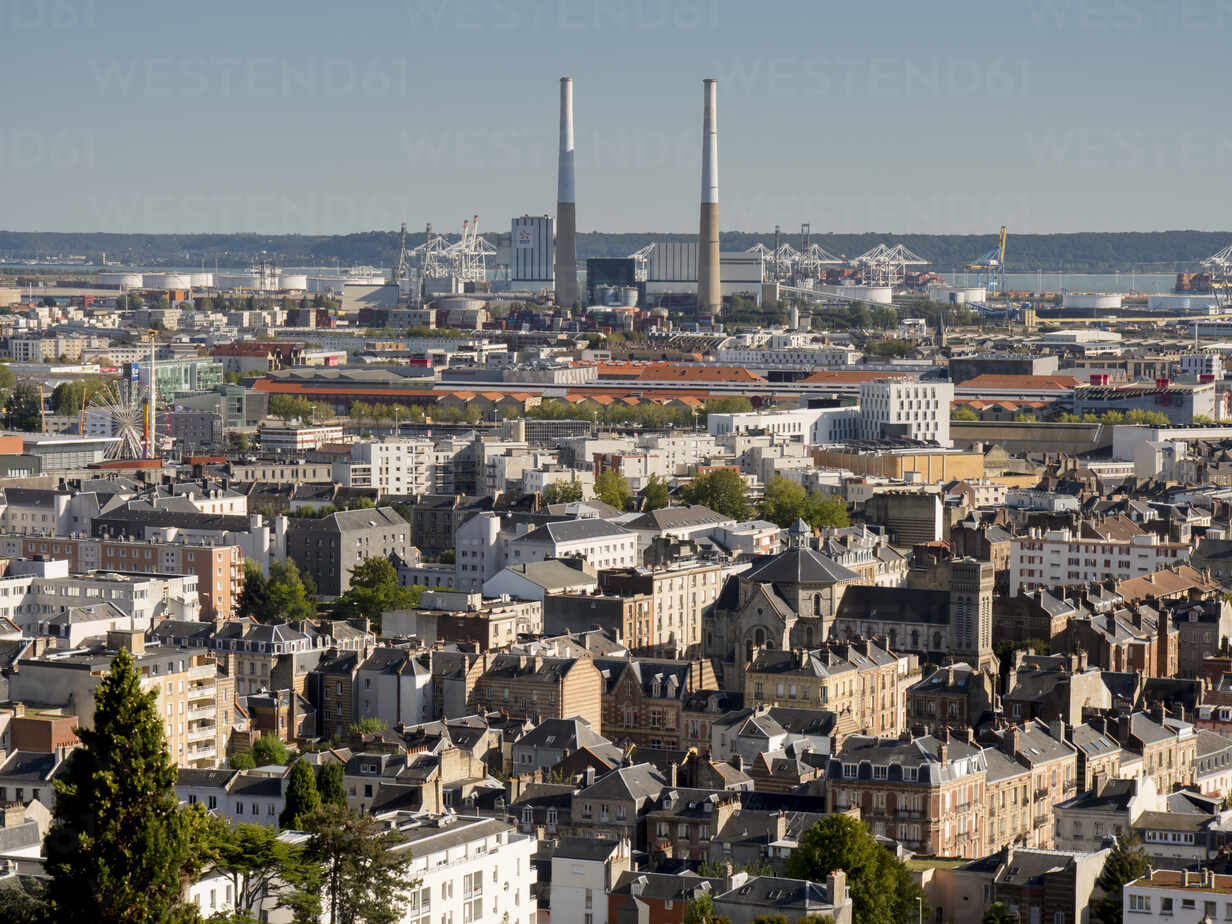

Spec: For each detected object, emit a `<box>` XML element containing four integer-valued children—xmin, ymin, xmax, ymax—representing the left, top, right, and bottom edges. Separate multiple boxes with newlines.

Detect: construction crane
<box><xmin>966</xmin><ymin>226</ymin><xmax>1008</xmax><ymax>294</ymax></box>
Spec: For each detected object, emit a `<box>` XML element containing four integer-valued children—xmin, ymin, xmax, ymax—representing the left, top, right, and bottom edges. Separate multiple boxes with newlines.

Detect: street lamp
<box><xmin>917</xmin><ymin>896</ymin><xmax>922</xmax><ymax>924</ymax></box>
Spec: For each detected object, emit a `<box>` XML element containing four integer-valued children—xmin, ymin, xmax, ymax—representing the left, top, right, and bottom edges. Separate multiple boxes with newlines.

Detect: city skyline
<box><xmin>1</xmin><ymin>0</ymin><xmax>1229</xmax><ymax>235</ymax></box>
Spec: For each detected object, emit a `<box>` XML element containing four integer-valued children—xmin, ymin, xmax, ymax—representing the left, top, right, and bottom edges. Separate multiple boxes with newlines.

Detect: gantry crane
<box><xmin>966</xmin><ymin>226</ymin><xmax>1008</xmax><ymax>293</ymax></box>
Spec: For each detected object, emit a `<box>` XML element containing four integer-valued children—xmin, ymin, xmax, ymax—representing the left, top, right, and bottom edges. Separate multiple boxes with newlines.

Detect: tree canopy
<box><xmin>264</xmin><ymin>559</ymin><xmax>316</xmax><ymax>623</ymax></box>
<box><xmin>641</xmin><ymin>474</ymin><xmax>670</xmax><ymax>511</ymax></box>
<box><xmin>280</xmin><ymin>759</ymin><xmax>323</xmax><ymax>830</ymax></box>
<box><xmin>301</xmin><ymin>803</ymin><xmax>416</xmax><ymax>924</ymax></box>
<box><xmin>331</xmin><ymin>556</ymin><xmax>420</xmax><ymax>633</ymax></box>
<box><xmin>594</xmin><ymin>470</ymin><xmax>633</xmax><ymax>511</ymax></box>
<box><xmin>542</xmin><ymin>478</ymin><xmax>583</xmax><ymax>505</ymax></box>
<box><xmin>785</xmin><ymin>815</ymin><xmax>926</xmax><ymax>924</ymax></box>
<box><xmin>680</xmin><ymin>469</ymin><xmax>750</xmax><ymax>520</ymax></box>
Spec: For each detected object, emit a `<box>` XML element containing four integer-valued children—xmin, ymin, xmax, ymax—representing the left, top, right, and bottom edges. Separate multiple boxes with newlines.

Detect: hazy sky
<box><xmin>2</xmin><ymin>0</ymin><xmax>1229</xmax><ymax>235</ymax></box>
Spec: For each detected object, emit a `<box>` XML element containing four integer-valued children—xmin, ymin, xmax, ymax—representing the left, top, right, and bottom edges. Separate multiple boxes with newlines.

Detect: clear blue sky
<box><xmin>2</xmin><ymin>0</ymin><xmax>1228</xmax><ymax>235</ymax></box>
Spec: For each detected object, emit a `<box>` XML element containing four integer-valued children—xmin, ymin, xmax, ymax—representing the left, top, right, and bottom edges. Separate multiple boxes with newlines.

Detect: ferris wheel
<box><xmin>88</xmin><ymin>380</ymin><xmax>149</xmax><ymax>460</ymax></box>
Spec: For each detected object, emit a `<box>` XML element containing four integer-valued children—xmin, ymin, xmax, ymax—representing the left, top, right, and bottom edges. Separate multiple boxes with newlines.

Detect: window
<box><xmin>1127</xmin><ymin>894</ymin><xmax>1150</xmax><ymax>913</ymax></box>
<box><xmin>873</xmin><ymin>765</ymin><xmax>888</xmax><ymax>781</ymax></box>
<box><xmin>843</xmin><ymin>763</ymin><xmax>857</xmax><ymax>779</ymax></box>
<box><xmin>1160</xmin><ymin>897</ymin><xmax>1173</xmax><ymax>914</ymax></box>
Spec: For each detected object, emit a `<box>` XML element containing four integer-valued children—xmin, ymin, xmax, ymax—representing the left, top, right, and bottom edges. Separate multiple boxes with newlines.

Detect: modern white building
<box><xmin>717</xmin><ymin>333</ymin><xmax>859</xmax><ymax>370</ymax></box>
<box><xmin>708</xmin><ymin>406</ymin><xmax>859</xmax><ymax>445</ymax></box>
<box><xmin>550</xmin><ymin>836</ymin><xmax>632</xmax><ymax>924</ymax></box>
<box><xmin>1009</xmin><ymin>529</ymin><xmax>1191</xmax><ymax>595</ymax></box>
<box><xmin>1177</xmin><ymin>351</ymin><xmax>1223</xmax><ymax>380</ymax></box>
<box><xmin>858</xmin><ymin>379</ymin><xmax>954</xmax><ymax>447</ymax></box>
<box><xmin>258</xmin><ymin>423</ymin><xmax>344</xmax><ymax>453</ymax></box>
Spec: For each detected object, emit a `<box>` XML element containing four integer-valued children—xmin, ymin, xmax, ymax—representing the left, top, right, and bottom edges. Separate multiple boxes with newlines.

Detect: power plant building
<box><xmin>510</xmin><ymin>215</ymin><xmax>554</xmax><ymax>293</ymax></box>
<box><xmin>644</xmin><ymin>241</ymin><xmax>763</xmax><ymax>301</ymax></box>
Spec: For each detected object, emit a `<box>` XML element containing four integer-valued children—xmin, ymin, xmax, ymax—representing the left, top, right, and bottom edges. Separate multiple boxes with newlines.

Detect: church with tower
<box><xmin>705</xmin><ymin>519</ymin><xmax>995</xmax><ymax>691</ymax></box>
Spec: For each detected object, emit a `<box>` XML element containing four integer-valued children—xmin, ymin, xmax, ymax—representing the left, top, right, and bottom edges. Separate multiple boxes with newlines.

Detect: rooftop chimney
<box><xmin>697</xmin><ymin>78</ymin><xmax>720</xmax><ymax>322</ymax></box>
<box><xmin>554</xmin><ymin>77</ymin><xmax>579</xmax><ymax>309</ymax></box>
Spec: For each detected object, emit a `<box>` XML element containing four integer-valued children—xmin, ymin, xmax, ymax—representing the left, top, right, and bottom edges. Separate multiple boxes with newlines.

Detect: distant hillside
<box><xmin>1</xmin><ymin>229</ymin><xmax>1228</xmax><ymax>274</ymax></box>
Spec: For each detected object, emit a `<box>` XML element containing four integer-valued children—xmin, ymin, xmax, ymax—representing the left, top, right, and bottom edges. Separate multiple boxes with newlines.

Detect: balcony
<box><xmin>1034</xmin><ymin>787</ymin><xmax>1050</xmax><ymax>800</ymax></box>
<box><xmin>188</xmin><ymin>684</ymin><xmax>215</xmax><ymax>701</ymax></box>
<box><xmin>187</xmin><ymin>725</ymin><xmax>215</xmax><ymax>743</ymax></box>
<box><xmin>188</xmin><ymin>705</ymin><xmax>216</xmax><ymax>720</ymax></box>
<box><xmin>1033</xmin><ymin>815</ymin><xmax>1049</xmax><ymax>829</ymax></box>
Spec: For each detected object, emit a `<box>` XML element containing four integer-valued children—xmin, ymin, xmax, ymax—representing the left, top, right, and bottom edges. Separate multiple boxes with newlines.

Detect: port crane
<box><xmin>966</xmin><ymin>226</ymin><xmax>1008</xmax><ymax>293</ymax></box>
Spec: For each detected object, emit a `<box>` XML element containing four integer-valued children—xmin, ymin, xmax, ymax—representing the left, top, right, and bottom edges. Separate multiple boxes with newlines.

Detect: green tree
<box><xmin>983</xmin><ymin>903</ymin><xmax>1017</xmax><ymax>924</ymax></box>
<box><xmin>594</xmin><ymin>470</ymin><xmax>633</xmax><ymax>511</ymax></box>
<box><xmin>681</xmin><ymin>469</ymin><xmax>750</xmax><ymax>520</ymax></box>
<box><xmin>348</xmin><ymin>716</ymin><xmax>387</xmax><ymax>737</ymax></box>
<box><xmin>682</xmin><ymin>891</ymin><xmax>731</xmax><ymax>924</ymax></box>
<box><xmin>951</xmin><ymin>406</ymin><xmax>979</xmax><ymax>421</ymax></box>
<box><xmin>316</xmin><ymin>762</ymin><xmax>347</xmax><ymax>808</ymax></box>
<box><xmin>266</xmin><ymin>559</ymin><xmax>315</xmax><ymax>622</ymax></box>
<box><xmin>759</xmin><ymin>475</ymin><xmax>808</xmax><ymax>527</ymax></box>
<box><xmin>0</xmin><ymin>363</ymin><xmax>16</xmax><ymax>391</ymax></box>
<box><xmin>252</xmin><ymin>733</ymin><xmax>291</xmax><ymax>767</ymax></box>
<box><xmin>786</xmin><ymin>815</ymin><xmax>926</xmax><ymax>924</ymax></box>
<box><xmin>0</xmin><ymin>881</ymin><xmax>51</xmax><ymax>923</ymax></box>
<box><xmin>228</xmin><ymin>431</ymin><xmax>250</xmax><ymax>452</ymax></box>
<box><xmin>211</xmin><ymin>820</ymin><xmax>318</xmax><ymax>922</ymax></box>
<box><xmin>299</xmin><ymin>804</ymin><xmax>416</xmax><ymax>924</ymax></box>
<box><xmin>331</xmin><ymin>557</ymin><xmax>419</xmax><ymax>634</ymax></box>
<box><xmin>51</xmin><ymin>378</ymin><xmax>109</xmax><ymax>415</ymax></box>
<box><xmin>642</xmin><ymin>474</ymin><xmax>670</xmax><ymax>511</ymax></box>
<box><xmin>542</xmin><ymin>478</ymin><xmax>584</xmax><ymax>505</ymax></box>
<box><xmin>5</xmin><ymin>382</ymin><xmax>43</xmax><ymax>432</ymax></box>
<box><xmin>237</xmin><ymin>559</ymin><xmax>271</xmax><ymax>621</ymax></box>
<box><xmin>803</xmin><ymin>492</ymin><xmax>850</xmax><ymax>530</ymax></box>
<box><xmin>1094</xmin><ymin>834</ymin><xmax>1150</xmax><ymax>924</ymax></box>
<box><xmin>280</xmin><ymin>759</ymin><xmax>322</xmax><ymax>829</ymax></box>
<box><xmin>45</xmin><ymin>647</ymin><xmax>201</xmax><ymax>923</ymax></box>
<box><xmin>229</xmin><ymin>752</ymin><xmax>256</xmax><ymax>770</ymax></box>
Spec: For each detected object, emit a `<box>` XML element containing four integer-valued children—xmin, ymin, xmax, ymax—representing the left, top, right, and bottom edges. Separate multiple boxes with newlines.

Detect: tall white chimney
<box><xmin>697</xmin><ymin>78</ymin><xmax>720</xmax><ymax>321</ymax></box>
<box><xmin>554</xmin><ymin>77</ymin><xmax>579</xmax><ymax>309</ymax></box>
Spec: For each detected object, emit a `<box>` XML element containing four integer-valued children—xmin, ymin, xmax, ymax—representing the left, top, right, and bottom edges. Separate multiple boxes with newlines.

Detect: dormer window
<box><xmin>843</xmin><ymin>763</ymin><xmax>857</xmax><ymax>779</ymax></box>
<box><xmin>873</xmin><ymin>765</ymin><xmax>888</xmax><ymax>781</ymax></box>
<box><xmin>903</xmin><ymin>767</ymin><xmax>918</xmax><ymax>782</ymax></box>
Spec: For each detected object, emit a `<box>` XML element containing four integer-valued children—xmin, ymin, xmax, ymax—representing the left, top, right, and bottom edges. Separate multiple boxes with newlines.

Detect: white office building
<box><xmin>858</xmin><ymin>379</ymin><xmax>954</xmax><ymax>447</ymax></box>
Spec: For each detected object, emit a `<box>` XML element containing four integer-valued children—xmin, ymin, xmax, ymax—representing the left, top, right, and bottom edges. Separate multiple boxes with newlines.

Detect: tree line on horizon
<box><xmin>2</xmin><ymin>229</ymin><xmax>1228</xmax><ymax>275</ymax></box>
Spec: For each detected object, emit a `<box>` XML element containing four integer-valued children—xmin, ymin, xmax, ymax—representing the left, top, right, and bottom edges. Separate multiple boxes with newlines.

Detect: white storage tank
<box><xmin>1062</xmin><ymin>292</ymin><xmax>1122</xmax><ymax>310</ymax></box>
<box><xmin>619</xmin><ymin>286</ymin><xmax>639</xmax><ymax>307</ymax></box>
<box><xmin>147</xmin><ymin>273</ymin><xmax>191</xmax><ymax>290</ymax></box>
<box><xmin>99</xmin><ymin>272</ymin><xmax>144</xmax><ymax>288</ymax></box>
<box><xmin>189</xmin><ymin>272</ymin><xmax>213</xmax><ymax>288</ymax></box>
<box><xmin>436</xmin><ymin>296</ymin><xmax>484</xmax><ymax>311</ymax></box>
<box><xmin>215</xmin><ymin>272</ymin><xmax>261</xmax><ymax>290</ymax></box>
<box><xmin>278</xmin><ymin>273</ymin><xmax>308</xmax><ymax>291</ymax></box>
<box><xmin>1148</xmin><ymin>293</ymin><xmax>1219</xmax><ymax>313</ymax></box>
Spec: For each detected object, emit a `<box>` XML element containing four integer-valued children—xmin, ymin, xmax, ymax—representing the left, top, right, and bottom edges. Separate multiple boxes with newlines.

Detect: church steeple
<box><xmin>789</xmin><ymin>518</ymin><xmax>812</xmax><ymax>549</ymax></box>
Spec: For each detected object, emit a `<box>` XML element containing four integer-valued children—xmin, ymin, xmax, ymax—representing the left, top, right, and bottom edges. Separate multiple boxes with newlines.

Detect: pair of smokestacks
<box><xmin>554</xmin><ymin>77</ymin><xmax>720</xmax><ymax>320</ymax></box>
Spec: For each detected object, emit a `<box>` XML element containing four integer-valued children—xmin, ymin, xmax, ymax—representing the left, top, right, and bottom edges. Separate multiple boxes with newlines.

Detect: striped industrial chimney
<box><xmin>697</xmin><ymin>78</ymin><xmax>720</xmax><ymax>321</ymax></box>
<box><xmin>554</xmin><ymin>76</ymin><xmax>579</xmax><ymax>309</ymax></box>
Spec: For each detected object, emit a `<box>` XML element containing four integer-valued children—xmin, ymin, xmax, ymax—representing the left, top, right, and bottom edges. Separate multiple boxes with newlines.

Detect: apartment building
<box><xmin>333</xmin><ymin>437</ymin><xmax>436</xmax><ymax>495</ymax></box>
<box><xmin>9</xmin><ymin>631</ymin><xmax>232</xmax><ymax>768</ymax></box>
<box><xmin>906</xmin><ymin>663</ymin><xmax>998</xmax><ymax>731</ymax></box>
<box><xmin>1009</xmin><ymin>529</ymin><xmax>1190</xmax><ymax>594</ymax></box>
<box><xmin>744</xmin><ymin>638</ymin><xmax>916</xmax><ymax>740</ymax></box>
<box><xmin>507</xmin><ymin>519</ymin><xmax>638</xmax><ymax>574</ymax></box>
<box><xmin>467</xmin><ymin>653</ymin><xmax>603</xmax><ymax>729</ymax></box>
<box><xmin>981</xmin><ymin>721</ymin><xmax>1079</xmax><ymax>851</ymax></box>
<box><xmin>601</xmin><ymin>561</ymin><xmax>727</xmax><ymax>659</ymax></box>
<box><xmin>858</xmin><ymin>379</ymin><xmax>954</xmax><ymax>447</ymax></box>
<box><xmin>285</xmin><ymin>506</ymin><xmax>411</xmax><ymax>596</ymax></box>
<box><xmin>0</xmin><ymin>532</ymin><xmax>244</xmax><ymax>619</ymax></box>
<box><xmin>825</xmin><ymin>730</ymin><xmax>989</xmax><ymax>858</ymax></box>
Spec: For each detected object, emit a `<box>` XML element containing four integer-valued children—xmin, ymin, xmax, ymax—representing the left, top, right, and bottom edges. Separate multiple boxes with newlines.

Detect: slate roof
<box><xmin>513</xmin><ymin>519</ymin><xmax>633</xmax><ymax>545</ymax></box>
<box><xmin>744</xmin><ymin>548</ymin><xmax>860</xmax><ymax>585</ymax></box>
